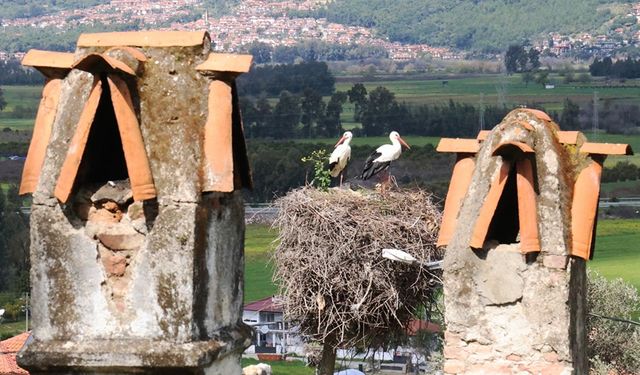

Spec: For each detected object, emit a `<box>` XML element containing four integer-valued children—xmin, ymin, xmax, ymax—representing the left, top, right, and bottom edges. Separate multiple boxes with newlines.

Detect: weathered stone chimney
<box><xmin>17</xmin><ymin>31</ymin><xmax>253</xmax><ymax>374</ymax></box>
<box><xmin>436</xmin><ymin>109</ymin><xmax>632</xmax><ymax>374</ymax></box>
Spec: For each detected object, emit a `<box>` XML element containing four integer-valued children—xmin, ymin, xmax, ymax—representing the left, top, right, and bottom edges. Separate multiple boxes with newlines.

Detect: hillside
<box><xmin>306</xmin><ymin>0</ymin><xmax>633</xmax><ymax>52</ymax></box>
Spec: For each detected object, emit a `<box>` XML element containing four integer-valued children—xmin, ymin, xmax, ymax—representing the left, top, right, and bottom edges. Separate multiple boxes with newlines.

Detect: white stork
<box><xmin>360</xmin><ymin>131</ymin><xmax>410</xmax><ymax>186</ymax></box>
<box><xmin>328</xmin><ymin>131</ymin><xmax>353</xmax><ymax>186</ymax></box>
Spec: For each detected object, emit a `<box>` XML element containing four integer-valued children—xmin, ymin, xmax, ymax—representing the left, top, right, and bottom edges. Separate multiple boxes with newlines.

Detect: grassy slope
<box><xmin>590</xmin><ymin>219</ymin><xmax>640</xmax><ymax>290</ymax></box>
<box><xmin>0</xmin><ymin>320</ymin><xmax>29</xmax><ymax>340</ymax></box>
<box><xmin>244</xmin><ymin>224</ymin><xmax>278</xmax><ymax>303</ymax></box>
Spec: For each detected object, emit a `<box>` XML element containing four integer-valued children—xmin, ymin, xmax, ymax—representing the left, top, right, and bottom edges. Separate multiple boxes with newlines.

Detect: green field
<box><xmin>0</xmin><ymin>319</ymin><xmax>29</xmax><ymax>340</ymax></box>
<box><xmin>241</xmin><ymin>358</ymin><xmax>312</xmax><ymax>375</ymax></box>
<box><xmin>335</xmin><ymin>74</ymin><xmax>640</xmax><ymax>109</ymax></box>
<box><xmin>590</xmin><ymin>219</ymin><xmax>640</xmax><ymax>290</ymax></box>
<box><xmin>245</xmin><ymin>224</ymin><xmax>278</xmax><ymax>303</ymax></box>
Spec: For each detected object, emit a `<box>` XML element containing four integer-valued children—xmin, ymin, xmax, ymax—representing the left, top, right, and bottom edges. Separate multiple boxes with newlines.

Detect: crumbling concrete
<box><xmin>18</xmin><ymin>31</ymin><xmax>253</xmax><ymax>374</ymax></box>
<box><xmin>436</xmin><ymin>109</ymin><xmax>632</xmax><ymax>374</ymax></box>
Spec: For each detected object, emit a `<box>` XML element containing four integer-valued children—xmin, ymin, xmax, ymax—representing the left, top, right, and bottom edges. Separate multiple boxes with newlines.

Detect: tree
<box><xmin>0</xmin><ymin>86</ymin><xmax>6</xmax><ymax>112</ymax></box>
<box><xmin>361</xmin><ymin>86</ymin><xmax>397</xmax><ymax>136</ymax></box>
<box><xmin>300</xmin><ymin>88</ymin><xmax>325</xmax><ymax>138</ymax></box>
<box><xmin>271</xmin><ymin>91</ymin><xmax>300</xmax><ymax>139</ymax></box>
<box><xmin>528</xmin><ymin>48</ymin><xmax>541</xmax><ymax>70</ymax></box>
<box><xmin>254</xmin><ymin>97</ymin><xmax>273</xmax><ymax>138</ymax></box>
<box><xmin>247</xmin><ymin>42</ymin><xmax>272</xmax><ymax>64</ymax></box>
<box><xmin>560</xmin><ymin>98</ymin><xmax>580</xmax><ymax>130</ymax></box>
<box><xmin>319</xmin><ymin>91</ymin><xmax>347</xmax><ymax>137</ymax></box>
<box><xmin>587</xmin><ymin>270</ymin><xmax>640</xmax><ymax>373</ymax></box>
<box><xmin>347</xmin><ymin>83</ymin><xmax>368</xmax><ymax>122</ymax></box>
<box><xmin>521</xmin><ymin>71</ymin><xmax>534</xmax><ymax>87</ymax></box>
<box><xmin>505</xmin><ymin>45</ymin><xmax>526</xmax><ymax>74</ymax></box>
<box><xmin>534</xmin><ymin>71</ymin><xmax>549</xmax><ymax>87</ymax></box>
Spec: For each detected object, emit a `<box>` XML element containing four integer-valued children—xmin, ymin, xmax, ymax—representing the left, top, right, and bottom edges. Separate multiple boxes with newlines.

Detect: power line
<box><xmin>589</xmin><ymin>312</ymin><xmax>640</xmax><ymax>327</ymax></box>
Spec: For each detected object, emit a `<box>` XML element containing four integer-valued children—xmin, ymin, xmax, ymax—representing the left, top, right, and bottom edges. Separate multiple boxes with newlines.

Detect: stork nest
<box><xmin>272</xmin><ymin>187</ymin><xmax>443</xmax><ymax>349</ymax></box>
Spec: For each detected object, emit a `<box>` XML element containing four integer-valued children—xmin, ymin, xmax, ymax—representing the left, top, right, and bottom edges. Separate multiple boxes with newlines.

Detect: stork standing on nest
<box><xmin>360</xmin><ymin>131</ymin><xmax>410</xmax><ymax>191</ymax></box>
<box><xmin>328</xmin><ymin>131</ymin><xmax>353</xmax><ymax>186</ymax></box>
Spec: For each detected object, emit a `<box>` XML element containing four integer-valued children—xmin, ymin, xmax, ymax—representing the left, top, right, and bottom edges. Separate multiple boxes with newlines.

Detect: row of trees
<box><xmin>0</xmin><ymin>185</ymin><xmax>30</xmax><ymax>296</ymax></box>
<box><xmin>237</xmin><ymin>61</ymin><xmax>335</xmax><ymax>97</ymax></box>
<box><xmin>245</xmin><ymin>40</ymin><xmax>388</xmax><ymax>65</ymax></box>
<box><xmin>241</xmin><ymin>83</ymin><xmax>513</xmax><ymax>139</ymax></box>
<box><xmin>241</xmin><ymin>89</ymin><xmax>347</xmax><ymax>139</ymax></box>
<box><xmin>589</xmin><ymin>57</ymin><xmax>640</xmax><ymax>78</ymax></box>
<box><xmin>559</xmin><ymin>97</ymin><xmax>640</xmax><ymax>134</ymax></box>
<box><xmin>0</xmin><ymin>58</ymin><xmax>44</xmax><ymax>85</ymax></box>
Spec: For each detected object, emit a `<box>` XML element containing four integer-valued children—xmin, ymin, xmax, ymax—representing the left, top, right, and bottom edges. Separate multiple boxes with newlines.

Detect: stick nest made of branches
<box><xmin>272</xmin><ymin>187</ymin><xmax>443</xmax><ymax>349</ymax></box>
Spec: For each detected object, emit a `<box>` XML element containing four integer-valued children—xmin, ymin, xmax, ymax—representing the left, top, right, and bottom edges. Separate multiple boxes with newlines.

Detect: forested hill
<box><xmin>305</xmin><ymin>0</ymin><xmax>629</xmax><ymax>52</ymax></box>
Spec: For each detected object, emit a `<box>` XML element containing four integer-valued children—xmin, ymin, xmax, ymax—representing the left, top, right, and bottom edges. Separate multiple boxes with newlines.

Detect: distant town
<box><xmin>2</xmin><ymin>0</ymin><xmax>640</xmax><ymax>62</ymax></box>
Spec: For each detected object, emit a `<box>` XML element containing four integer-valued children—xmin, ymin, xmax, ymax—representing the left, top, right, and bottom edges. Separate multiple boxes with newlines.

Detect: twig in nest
<box><xmin>272</xmin><ymin>187</ymin><xmax>443</xmax><ymax>350</ymax></box>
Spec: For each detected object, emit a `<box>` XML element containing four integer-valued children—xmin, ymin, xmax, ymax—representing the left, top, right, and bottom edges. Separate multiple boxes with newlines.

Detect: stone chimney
<box><xmin>17</xmin><ymin>31</ymin><xmax>253</xmax><ymax>374</ymax></box>
<box><xmin>436</xmin><ymin>109</ymin><xmax>632</xmax><ymax>374</ymax></box>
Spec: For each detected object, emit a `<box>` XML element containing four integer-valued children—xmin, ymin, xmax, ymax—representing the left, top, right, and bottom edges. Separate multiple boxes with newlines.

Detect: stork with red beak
<box><xmin>361</xmin><ymin>131</ymin><xmax>410</xmax><ymax>186</ymax></box>
<box><xmin>328</xmin><ymin>131</ymin><xmax>353</xmax><ymax>186</ymax></box>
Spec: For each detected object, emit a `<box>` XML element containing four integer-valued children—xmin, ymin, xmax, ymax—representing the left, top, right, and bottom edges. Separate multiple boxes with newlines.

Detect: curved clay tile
<box><xmin>436</xmin><ymin>138</ymin><xmax>480</xmax><ymax>153</ymax></box>
<box><xmin>476</xmin><ymin>130</ymin><xmax>491</xmax><ymax>141</ymax></box>
<box><xmin>196</xmin><ymin>53</ymin><xmax>253</xmax><ymax>74</ymax></box>
<box><xmin>571</xmin><ymin>161</ymin><xmax>602</xmax><ymax>260</ymax></box>
<box><xmin>107</xmin><ymin>75</ymin><xmax>156</xmax><ymax>201</ymax></box>
<box><xmin>202</xmin><ymin>80</ymin><xmax>234</xmax><ymax>192</ymax></box>
<box><xmin>470</xmin><ymin>161</ymin><xmax>511</xmax><ymax>249</ymax></box>
<box><xmin>516</xmin><ymin>158</ymin><xmax>540</xmax><ymax>253</ymax></box>
<box><xmin>72</xmin><ymin>53</ymin><xmax>136</xmax><ymax>76</ymax></box>
<box><xmin>437</xmin><ymin>155</ymin><xmax>476</xmax><ymax>247</ymax></box>
<box><xmin>54</xmin><ymin>79</ymin><xmax>103</xmax><ymax>203</ymax></box>
<box><xmin>21</xmin><ymin>49</ymin><xmax>74</xmax><ymax>79</ymax></box>
<box><xmin>521</xmin><ymin>108</ymin><xmax>552</xmax><ymax>122</ymax></box>
<box><xmin>19</xmin><ymin>79</ymin><xmax>63</xmax><ymax>195</ymax></box>
<box><xmin>492</xmin><ymin>141</ymin><xmax>535</xmax><ymax>157</ymax></box>
<box><xmin>77</xmin><ymin>31</ymin><xmax>209</xmax><ymax>48</ymax></box>
<box><xmin>580</xmin><ymin>142</ymin><xmax>633</xmax><ymax>156</ymax></box>
<box><xmin>105</xmin><ymin>46</ymin><xmax>147</xmax><ymax>62</ymax></box>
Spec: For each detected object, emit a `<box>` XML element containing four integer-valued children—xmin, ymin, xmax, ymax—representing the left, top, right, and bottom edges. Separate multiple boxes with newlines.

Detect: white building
<box><xmin>242</xmin><ymin>296</ymin><xmax>303</xmax><ymax>355</ymax></box>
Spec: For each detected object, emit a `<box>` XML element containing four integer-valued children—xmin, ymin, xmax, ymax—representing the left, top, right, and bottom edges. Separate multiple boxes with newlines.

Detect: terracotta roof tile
<box><xmin>436</xmin><ymin>138</ymin><xmax>480</xmax><ymax>153</ymax></box>
<box><xmin>244</xmin><ymin>296</ymin><xmax>282</xmax><ymax>313</ymax></box>
<box><xmin>521</xmin><ymin>108</ymin><xmax>552</xmax><ymax>122</ymax></box>
<box><xmin>406</xmin><ymin>320</ymin><xmax>440</xmax><ymax>335</ymax></box>
<box><xmin>476</xmin><ymin>130</ymin><xmax>490</xmax><ymax>141</ymax></box>
<box><xmin>580</xmin><ymin>142</ymin><xmax>633</xmax><ymax>155</ymax></box>
<box><xmin>492</xmin><ymin>141</ymin><xmax>535</xmax><ymax>156</ymax></box>
<box><xmin>557</xmin><ymin>131</ymin><xmax>582</xmax><ymax>145</ymax></box>
<box><xmin>196</xmin><ymin>53</ymin><xmax>253</xmax><ymax>74</ymax></box>
<box><xmin>21</xmin><ymin>49</ymin><xmax>74</xmax><ymax>70</ymax></box>
<box><xmin>0</xmin><ymin>332</ymin><xmax>30</xmax><ymax>374</ymax></box>
<box><xmin>21</xmin><ymin>49</ymin><xmax>74</xmax><ymax>78</ymax></box>
<box><xmin>77</xmin><ymin>31</ymin><xmax>209</xmax><ymax>48</ymax></box>
<box><xmin>72</xmin><ymin>54</ymin><xmax>136</xmax><ymax>76</ymax></box>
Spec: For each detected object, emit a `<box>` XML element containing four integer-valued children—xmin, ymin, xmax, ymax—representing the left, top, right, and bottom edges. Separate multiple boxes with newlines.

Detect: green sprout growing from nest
<box><xmin>302</xmin><ymin>149</ymin><xmax>332</xmax><ymax>191</ymax></box>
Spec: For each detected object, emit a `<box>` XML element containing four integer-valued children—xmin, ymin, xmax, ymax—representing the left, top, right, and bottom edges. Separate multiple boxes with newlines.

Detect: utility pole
<box><xmin>593</xmin><ymin>91</ymin><xmax>599</xmax><ymax>140</ymax></box>
<box><xmin>25</xmin><ymin>292</ymin><xmax>29</xmax><ymax>332</ymax></box>
<box><xmin>479</xmin><ymin>92</ymin><xmax>485</xmax><ymax>132</ymax></box>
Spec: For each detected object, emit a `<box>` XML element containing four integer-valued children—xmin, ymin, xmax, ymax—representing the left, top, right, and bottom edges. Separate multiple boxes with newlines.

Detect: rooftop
<box><xmin>0</xmin><ymin>332</ymin><xmax>30</xmax><ymax>374</ymax></box>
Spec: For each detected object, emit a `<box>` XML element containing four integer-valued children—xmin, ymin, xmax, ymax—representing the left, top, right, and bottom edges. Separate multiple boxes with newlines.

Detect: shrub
<box><xmin>588</xmin><ymin>270</ymin><xmax>640</xmax><ymax>373</ymax></box>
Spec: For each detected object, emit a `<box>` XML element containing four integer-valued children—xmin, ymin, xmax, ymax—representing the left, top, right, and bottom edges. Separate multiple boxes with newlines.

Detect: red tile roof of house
<box><xmin>243</xmin><ymin>296</ymin><xmax>282</xmax><ymax>313</ymax></box>
<box><xmin>0</xmin><ymin>332</ymin><xmax>30</xmax><ymax>374</ymax></box>
<box><xmin>406</xmin><ymin>320</ymin><xmax>441</xmax><ymax>335</ymax></box>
